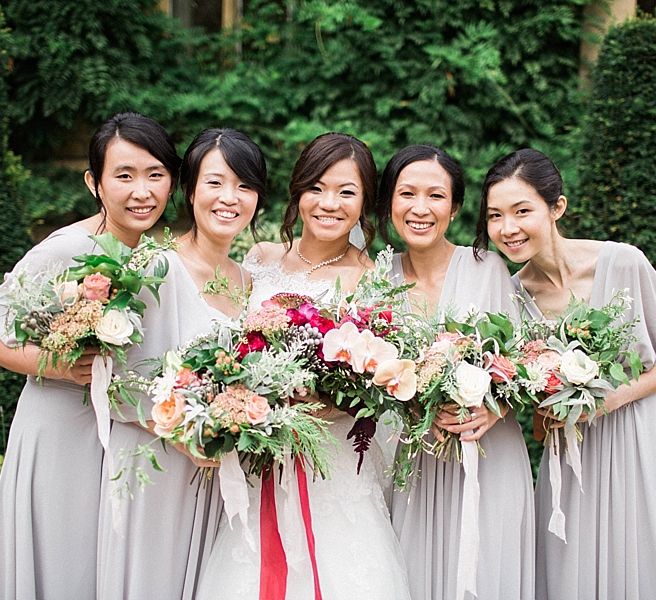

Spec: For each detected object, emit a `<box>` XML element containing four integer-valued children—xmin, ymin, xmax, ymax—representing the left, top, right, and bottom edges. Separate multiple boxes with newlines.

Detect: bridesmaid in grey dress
<box><xmin>476</xmin><ymin>147</ymin><xmax>656</xmax><ymax>600</ymax></box>
<box><xmin>0</xmin><ymin>112</ymin><xmax>180</xmax><ymax>600</ymax></box>
<box><xmin>95</xmin><ymin>128</ymin><xmax>267</xmax><ymax>599</ymax></box>
<box><xmin>379</xmin><ymin>145</ymin><xmax>535</xmax><ymax>600</ymax></box>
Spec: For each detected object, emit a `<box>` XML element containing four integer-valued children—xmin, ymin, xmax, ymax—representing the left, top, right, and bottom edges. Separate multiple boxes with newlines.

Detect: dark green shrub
<box><xmin>574</xmin><ymin>17</ymin><xmax>656</xmax><ymax>264</ymax></box>
<box><xmin>0</xmin><ymin>6</ymin><xmax>30</xmax><ymax>456</ymax></box>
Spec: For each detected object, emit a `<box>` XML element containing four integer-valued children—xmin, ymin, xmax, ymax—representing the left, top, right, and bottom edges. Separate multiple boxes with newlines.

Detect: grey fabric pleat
<box><xmin>0</xmin><ymin>225</ymin><xmax>102</xmax><ymax>600</ymax></box>
<box><xmin>390</xmin><ymin>247</ymin><xmax>535</xmax><ymax>600</ymax></box>
<box><xmin>96</xmin><ymin>251</ymin><xmax>224</xmax><ymax>600</ymax></box>
<box><xmin>521</xmin><ymin>242</ymin><xmax>656</xmax><ymax>600</ymax></box>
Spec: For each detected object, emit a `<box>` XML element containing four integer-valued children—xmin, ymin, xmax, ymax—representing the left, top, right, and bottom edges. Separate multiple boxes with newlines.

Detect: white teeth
<box><xmin>316</xmin><ymin>216</ymin><xmax>339</xmax><ymax>224</ymax></box>
<box><xmin>128</xmin><ymin>207</ymin><xmax>155</xmax><ymax>214</ymax></box>
<box><xmin>407</xmin><ymin>221</ymin><xmax>433</xmax><ymax>230</ymax></box>
<box><xmin>214</xmin><ymin>210</ymin><xmax>238</xmax><ymax>219</ymax></box>
<box><xmin>506</xmin><ymin>240</ymin><xmax>526</xmax><ymax>248</ymax></box>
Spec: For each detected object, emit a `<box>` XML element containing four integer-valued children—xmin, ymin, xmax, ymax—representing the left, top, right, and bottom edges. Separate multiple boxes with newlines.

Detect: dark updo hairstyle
<box><xmin>281</xmin><ymin>132</ymin><xmax>377</xmax><ymax>250</ymax></box>
<box><xmin>87</xmin><ymin>112</ymin><xmax>181</xmax><ymax>210</ymax></box>
<box><xmin>473</xmin><ymin>148</ymin><xmax>564</xmax><ymax>259</ymax></box>
<box><xmin>376</xmin><ymin>144</ymin><xmax>465</xmax><ymax>245</ymax></box>
<box><xmin>180</xmin><ymin>128</ymin><xmax>267</xmax><ymax>237</ymax></box>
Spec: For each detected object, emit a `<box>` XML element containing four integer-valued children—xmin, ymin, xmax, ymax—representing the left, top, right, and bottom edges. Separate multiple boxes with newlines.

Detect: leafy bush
<box><xmin>0</xmin><ymin>6</ymin><xmax>30</xmax><ymax>455</ymax></box>
<box><xmin>573</xmin><ymin>17</ymin><xmax>656</xmax><ymax>264</ymax></box>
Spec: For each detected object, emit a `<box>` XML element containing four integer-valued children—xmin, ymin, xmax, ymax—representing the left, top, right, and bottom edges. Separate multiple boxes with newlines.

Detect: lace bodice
<box><xmin>242</xmin><ymin>255</ymin><xmax>336</xmax><ymax>310</ymax></box>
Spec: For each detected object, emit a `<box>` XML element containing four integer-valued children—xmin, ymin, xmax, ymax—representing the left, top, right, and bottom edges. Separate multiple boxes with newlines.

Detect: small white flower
<box><xmin>149</xmin><ymin>368</ymin><xmax>178</xmax><ymax>405</ymax></box>
<box><xmin>95</xmin><ymin>309</ymin><xmax>134</xmax><ymax>345</ymax></box>
<box><xmin>559</xmin><ymin>349</ymin><xmax>599</xmax><ymax>386</ymax></box>
<box><xmin>520</xmin><ymin>362</ymin><xmax>549</xmax><ymax>395</ymax></box>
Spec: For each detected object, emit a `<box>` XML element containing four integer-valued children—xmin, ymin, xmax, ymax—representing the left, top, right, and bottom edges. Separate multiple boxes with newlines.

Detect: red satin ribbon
<box><xmin>259</xmin><ymin>472</ymin><xmax>287</xmax><ymax>600</ymax></box>
<box><xmin>295</xmin><ymin>457</ymin><xmax>323</xmax><ymax>600</ymax></box>
<box><xmin>258</xmin><ymin>461</ymin><xmax>323</xmax><ymax>600</ymax></box>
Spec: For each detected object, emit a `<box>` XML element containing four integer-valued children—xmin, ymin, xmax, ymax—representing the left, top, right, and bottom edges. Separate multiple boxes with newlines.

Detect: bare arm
<box><xmin>0</xmin><ymin>341</ymin><xmax>98</xmax><ymax>385</ymax></box>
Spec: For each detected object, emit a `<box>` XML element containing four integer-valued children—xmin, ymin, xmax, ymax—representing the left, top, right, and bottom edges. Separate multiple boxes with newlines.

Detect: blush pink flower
<box><xmin>152</xmin><ymin>391</ymin><xmax>186</xmax><ymax>436</ymax></box>
<box><xmin>175</xmin><ymin>367</ymin><xmax>201</xmax><ymax>389</ymax></box>
<box><xmin>484</xmin><ymin>353</ymin><xmax>518</xmax><ymax>384</ymax></box>
<box><xmin>537</xmin><ymin>350</ymin><xmax>561</xmax><ymax>371</ymax></box>
<box><xmin>322</xmin><ymin>321</ymin><xmax>362</xmax><ymax>364</ymax></box>
<box><xmin>82</xmin><ymin>273</ymin><xmax>112</xmax><ymax>301</ymax></box>
<box><xmin>244</xmin><ymin>394</ymin><xmax>271</xmax><ymax>425</ymax></box>
<box><xmin>372</xmin><ymin>359</ymin><xmax>417</xmax><ymax>401</ymax></box>
<box><xmin>351</xmin><ymin>329</ymin><xmax>398</xmax><ymax>374</ymax></box>
<box><xmin>544</xmin><ymin>371</ymin><xmax>563</xmax><ymax>396</ymax></box>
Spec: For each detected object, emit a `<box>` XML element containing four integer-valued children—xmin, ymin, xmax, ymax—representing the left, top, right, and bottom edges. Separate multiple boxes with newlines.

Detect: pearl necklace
<box><xmin>296</xmin><ymin>241</ymin><xmax>350</xmax><ymax>275</ymax></box>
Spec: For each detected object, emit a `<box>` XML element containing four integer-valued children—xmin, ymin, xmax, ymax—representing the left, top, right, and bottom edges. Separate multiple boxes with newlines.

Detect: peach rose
<box><xmin>152</xmin><ymin>391</ymin><xmax>186</xmax><ymax>436</ymax></box>
<box><xmin>82</xmin><ymin>273</ymin><xmax>112</xmax><ymax>301</ymax></box>
<box><xmin>245</xmin><ymin>394</ymin><xmax>271</xmax><ymax>425</ymax></box>
<box><xmin>484</xmin><ymin>353</ymin><xmax>517</xmax><ymax>384</ymax></box>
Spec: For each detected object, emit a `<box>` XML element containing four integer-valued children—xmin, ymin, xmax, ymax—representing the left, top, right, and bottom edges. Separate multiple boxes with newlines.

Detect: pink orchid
<box><xmin>351</xmin><ymin>329</ymin><xmax>398</xmax><ymax>374</ymax></box>
<box><xmin>322</xmin><ymin>321</ymin><xmax>362</xmax><ymax>364</ymax></box>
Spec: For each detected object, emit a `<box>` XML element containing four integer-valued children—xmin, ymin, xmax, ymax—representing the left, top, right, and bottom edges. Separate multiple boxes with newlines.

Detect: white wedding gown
<box><xmin>196</xmin><ymin>257</ymin><xmax>410</xmax><ymax>600</ymax></box>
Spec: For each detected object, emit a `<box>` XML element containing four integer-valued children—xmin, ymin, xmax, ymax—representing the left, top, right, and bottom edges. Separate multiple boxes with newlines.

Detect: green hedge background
<box><xmin>1</xmin><ymin>2</ymin><xmax>655</xmax><ymax>473</ymax></box>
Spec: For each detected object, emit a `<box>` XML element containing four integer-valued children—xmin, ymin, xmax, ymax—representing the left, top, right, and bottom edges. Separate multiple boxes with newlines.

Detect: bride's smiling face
<box><xmin>298</xmin><ymin>158</ymin><xmax>364</xmax><ymax>244</ymax></box>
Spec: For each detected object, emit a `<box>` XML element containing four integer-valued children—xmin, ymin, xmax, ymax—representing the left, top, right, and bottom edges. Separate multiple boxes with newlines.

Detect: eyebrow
<box><xmin>113</xmin><ymin>164</ymin><xmax>165</xmax><ymax>172</ymax></box>
<box><xmin>316</xmin><ymin>178</ymin><xmax>360</xmax><ymax>188</ymax></box>
<box><xmin>396</xmin><ymin>181</ymin><xmax>449</xmax><ymax>193</ymax></box>
<box><xmin>487</xmin><ymin>199</ymin><xmax>532</xmax><ymax>211</ymax></box>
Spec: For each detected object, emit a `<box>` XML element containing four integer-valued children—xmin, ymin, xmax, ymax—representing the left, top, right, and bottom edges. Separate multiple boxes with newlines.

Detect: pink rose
<box><xmin>485</xmin><ymin>353</ymin><xmax>518</xmax><ymax>384</ymax></box>
<box><xmin>82</xmin><ymin>273</ymin><xmax>112</xmax><ymax>301</ymax></box>
<box><xmin>175</xmin><ymin>367</ymin><xmax>200</xmax><ymax>389</ymax></box>
<box><xmin>245</xmin><ymin>394</ymin><xmax>271</xmax><ymax>425</ymax></box>
<box><xmin>151</xmin><ymin>391</ymin><xmax>186</xmax><ymax>436</ymax></box>
<box><xmin>544</xmin><ymin>372</ymin><xmax>563</xmax><ymax>396</ymax></box>
<box><xmin>537</xmin><ymin>350</ymin><xmax>561</xmax><ymax>371</ymax></box>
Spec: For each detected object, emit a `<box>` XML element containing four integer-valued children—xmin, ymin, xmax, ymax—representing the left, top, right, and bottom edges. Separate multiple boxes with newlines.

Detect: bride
<box><xmin>196</xmin><ymin>132</ymin><xmax>410</xmax><ymax>599</ymax></box>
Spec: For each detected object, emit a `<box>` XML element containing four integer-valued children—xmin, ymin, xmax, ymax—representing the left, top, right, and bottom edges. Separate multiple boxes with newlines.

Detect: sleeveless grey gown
<box><xmin>516</xmin><ymin>241</ymin><xmax>656</xmax><ymax>600</ymax></box>
<box><xmin>95</xmin><ymin>251</ymin><xmax>228</xmax><ymax>599</ymax></box>
<box><xmin>390</xmin><ymin>247</ymin><xmax>535</xmax><ymax>600</ymax></box>
<box><xmin>0</xmin><ymin>224</ymin><xmax>102</xmax><ymax>600</ymax></box>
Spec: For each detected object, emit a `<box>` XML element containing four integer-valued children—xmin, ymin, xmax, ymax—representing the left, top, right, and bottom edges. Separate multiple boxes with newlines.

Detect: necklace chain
<box><xmin>296</xmin><ymin>241</ymin><xmax>350</xmax><ymax>275</ymax></box>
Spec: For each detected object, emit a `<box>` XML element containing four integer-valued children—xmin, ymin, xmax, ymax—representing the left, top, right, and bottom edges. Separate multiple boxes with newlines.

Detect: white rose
<box><xmin>452</xmin><ymin>361</ymin><xmax>491</xmax><ymax>408</ymax></box>
<box><xmin>559</xmin><ymin>349</ymin><xmax>599</xmax><ymax>385</ymax></box>
<box><xmin>95</xmin><ymin>310</ymin><xmax>134</xmax><ymax>346</ymax></box>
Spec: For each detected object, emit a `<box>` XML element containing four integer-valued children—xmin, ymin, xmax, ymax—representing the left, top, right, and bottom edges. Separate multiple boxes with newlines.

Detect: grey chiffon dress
<box><xmin>95</xmin><ymin>251</ymin><xmax>228</xmax><ymax>599</ymax></box>
<box><xmin>390</xmin><ymin>247</ymin><xmax>535</xmax><ymax>600</ymax></box>
<box><xmin>516</xmin><ymin>241</ymin><xmax>656</xmax><ymax>600</ymax></box>
<box><xmin>0</xmin><ymin>224</ymin><xmax>102</xmax><ymax>600</ymax></box>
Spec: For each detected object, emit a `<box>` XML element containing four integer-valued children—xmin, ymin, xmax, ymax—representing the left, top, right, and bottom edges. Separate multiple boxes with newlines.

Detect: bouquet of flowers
<box><xmin>394</xmin><ymin>310</ymin><xmax>527</xmax><ymax>489</ymax></box>
<box><xmin>313</xmin><ymin>248</ymin><xmax>418</xmax><ymax>469</ymax></box>
<box><xmin>114</xmin><ymin>312</ymin><xmax>334</xmax><ymax>483</ymax></box>
<box><xmin>516</xmin><ymin>290</ymin><xmax>643</xmax><ymax>540</ymax></box>
<box><xmin>518</xmin><ymin>289</ymin><xmax>642</xmax><ymax>433</ymax></box>
<box><xmin>2</xmin><ymin>231</ymin><xmax>175</xmax><ymax>383</ymax></box>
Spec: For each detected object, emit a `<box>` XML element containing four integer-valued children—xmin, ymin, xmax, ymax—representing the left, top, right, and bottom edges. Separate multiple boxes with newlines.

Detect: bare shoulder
<box><xmin>245</xmin><ymin>241</ymin><xmax>288</xmax><ymax>264</ymax></box>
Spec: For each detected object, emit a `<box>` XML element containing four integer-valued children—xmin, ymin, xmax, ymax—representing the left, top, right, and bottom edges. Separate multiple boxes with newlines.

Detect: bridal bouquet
<box><xmin>517</xmin><ymin>289</ymin><xmax>642</xmax><ymax>541</ymax></box>
<box><xmin>394</xmin><ymin>311</ymin><xmax>527</xmax><ymax>489</ymax></box>
<box><xmin>2</xmin><ymin>231</ymin><xmax>174</xmax><ymax>382</ymax></box>
<box><xmin>315</xmin><ymin>248</ymin><xmax>418</xmax><ymax>469</ymax></box>
<box><xmin>114</xmin><ymin>316</ymin><xmax>333</xmax><ymax>481</ymax></box>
